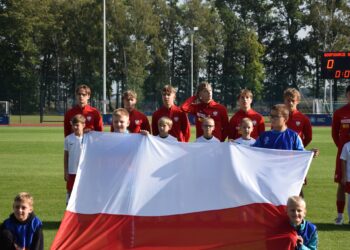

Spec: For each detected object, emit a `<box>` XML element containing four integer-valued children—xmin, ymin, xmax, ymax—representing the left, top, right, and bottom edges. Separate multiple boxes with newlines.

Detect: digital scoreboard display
<box><xmin>321</xmin><ymin>52</ymin><xmax>350</xmax><ymax>79</ymax></box>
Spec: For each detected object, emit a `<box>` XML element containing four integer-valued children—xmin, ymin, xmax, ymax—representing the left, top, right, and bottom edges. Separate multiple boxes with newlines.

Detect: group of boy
<box><xmin>59</xmin><ymin>83</ymin><xmax>321</xmax><ymax>249</ymax></box>
<box><xmin>6</xmin><ymin>83</ymin><xmax>350</xmax><ymax>249</ymax></box>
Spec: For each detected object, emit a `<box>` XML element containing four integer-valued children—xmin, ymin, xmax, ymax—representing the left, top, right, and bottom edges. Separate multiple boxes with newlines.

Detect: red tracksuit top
<box><xmin>181</xmin><ymin>96</ymin><xmax>229</xmax><ymax>142</ymax></box>
<box><xmin>111</xmin><ymin>109</ymin><xmax>151</xmax><ymax>133</ymax></box>
<box><xmin>64</xmin><ymin>105</ymin><xmax>103</xmax><ymax>137</ymax></box>
<box><xmin>152</xmin><ymin>105</ymin><xmax>190</xmax><ymax>142</ymax></box>
<box><xmin>287</xmin><ymin>110</ymin><xmax>312</xmax><ymax>147</ymax></box>
<box><xmin>228</xmin><ymin>109</ymin><xmax>265</xmax><ymax>140</ymax></box>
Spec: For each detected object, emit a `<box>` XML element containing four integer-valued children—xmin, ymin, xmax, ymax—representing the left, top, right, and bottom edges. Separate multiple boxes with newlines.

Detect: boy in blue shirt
<box><xmin>287</xmin><ymin>196</ymin><xmax>318</xmax><ymax>250</ymax></box>
<box><xmin>0</xmin><ymin>192</ymin><xmax>43</xmax><ymax>250</ymax></box>
<box><xmin>253</xmin><ymin>104</ymin><xmax>304</xmax><ymax>150</ymax></box>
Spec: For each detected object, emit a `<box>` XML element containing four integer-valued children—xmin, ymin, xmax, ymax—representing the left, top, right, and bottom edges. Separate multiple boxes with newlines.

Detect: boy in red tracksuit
<box><xmin>332</xmin><ymin>85</ymin><xmax>350</xmax><ymax>225</ymax></box>
<box><xmin>111</xmin><ymin>90</ymin><xmax>151</xmax><ymax>134</ymax></box>
<box><xmin>228</xmin><ymin>89</ymin><xmax>265</xmax><ymax>140</ymax></box>
<box><xmin>284</xmin><ymin>88</ymin><xmax>312</xmax><ymax>148</ymax></box>
<box><xmin>64</xmin><ymin>84</ymin><xmax>103</xmax><ymax>137</ymax></box>
<box><xmin>181</xmin><ymin>82</ymin><xmax>229</xmax><ymax>142</ymax></box>
<box><xmin>152</xmin><ymin>85</ymin><xmax>190</xmax><ymax>142</ymax></box>
<box><xmin>284</xmin><ymin>88</ymin><xmax>313</xmax><ymax>197</ymax></box>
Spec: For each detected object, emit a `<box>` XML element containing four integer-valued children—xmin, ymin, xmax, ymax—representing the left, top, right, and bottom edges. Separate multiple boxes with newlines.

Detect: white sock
<box><xmin>338</xmin><ymin>213</ymin><xmax>344</xmax><ymax>218</ymax></box>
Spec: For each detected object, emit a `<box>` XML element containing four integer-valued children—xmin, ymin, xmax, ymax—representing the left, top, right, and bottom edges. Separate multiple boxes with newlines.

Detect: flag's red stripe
<box><xmin>51</xmin><ymin>203</ymin><xmax>297</xmax><ymax>250</ymax></box>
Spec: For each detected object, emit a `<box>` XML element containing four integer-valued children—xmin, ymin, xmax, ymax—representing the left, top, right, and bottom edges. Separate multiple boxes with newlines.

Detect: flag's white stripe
<box><xmin>67</xmin><ymin>132</ymin><xmax>313</xmax><ymax>216</ymax></box>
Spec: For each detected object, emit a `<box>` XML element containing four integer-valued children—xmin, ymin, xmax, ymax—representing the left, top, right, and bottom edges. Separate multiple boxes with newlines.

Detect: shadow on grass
<box><xmin>316</xmin><ymin>223</ymin><xmax>350</xmax><ymax>231</ymax></box>
<box><xmin>43</xmin><ymin>221</ymin><xmax>61</xmax><ymax>230</ymax></box>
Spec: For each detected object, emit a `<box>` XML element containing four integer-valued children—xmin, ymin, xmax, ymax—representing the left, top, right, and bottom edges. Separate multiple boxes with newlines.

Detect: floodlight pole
<box><xmin>103</xmin><ymin>0</ymin><xmax>107</xmax><ymax>114</ymax></box>
<box><xmin>190</xmin><ymin>27</ymin><xmax>198</xmax><ymax>96</ymax></box>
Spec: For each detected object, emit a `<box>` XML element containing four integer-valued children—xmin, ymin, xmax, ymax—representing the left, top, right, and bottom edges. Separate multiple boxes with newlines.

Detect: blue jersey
<box><xmin>294</xmin><ymin>220</ymin><xmax>318</xmax><ymax>250</ymax></box>
<box><xmin>2</xmin><ymin>213</ymin><xmax>42</xmax><ymax>249</ymax></box>
<box><xmin>253</xmin><ymin>128</ymin><xmax>304</xmax><ymax>150</ymax></box>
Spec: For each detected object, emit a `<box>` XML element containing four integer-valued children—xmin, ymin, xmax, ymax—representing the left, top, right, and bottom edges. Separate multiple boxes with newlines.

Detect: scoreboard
<box><xmin>320</xmin><ymin>52</ymin><xmax>350</xmax><ymax>79</ymax></box>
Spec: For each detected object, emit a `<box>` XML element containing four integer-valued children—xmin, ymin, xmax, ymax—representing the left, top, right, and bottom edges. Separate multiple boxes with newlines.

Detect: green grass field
<box><xmin>0</xmin><ymin>120</ymin><xmax>349</xmax><ymax>249</ymax></box>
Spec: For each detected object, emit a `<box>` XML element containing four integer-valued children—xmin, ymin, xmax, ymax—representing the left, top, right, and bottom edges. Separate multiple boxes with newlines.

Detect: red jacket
<box><xmin>228</xmin><ymin>109</ymin><xmax>265</xmax><ymax>140</ymax></box>
<box><xmin>64</xmin><ymin>105</ymin><xmax>103</xmax><ymax>137</ymax></box>
<box><xmin>152</xmin><ymin>105</ymin><xmax>190</xmax><ymax>142</ymax></box>
<box><xmin>332</xmin><ymin>103</ymin><xmax>350</xmax><ymax>181</ymax></box>
<box><xmin>111</xmin><ymin>109</ymin><xmax>151</xmax><ymax>133</ymax></box>
<box><xmin>181</xmin><ymin>96</ymin><xmax>229</xmax><ymax>142</ymax></box>
<box><xmin>287</xmin><ymin>110</ymin><xmax>312</xmax><ymax>147</ymax></box>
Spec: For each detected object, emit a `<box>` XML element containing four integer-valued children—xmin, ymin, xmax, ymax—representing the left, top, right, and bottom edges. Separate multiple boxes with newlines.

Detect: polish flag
<box><xmin>51</xmin><ymin>132</ymin><xmax>313</xmax><ymax>250</ymax></box>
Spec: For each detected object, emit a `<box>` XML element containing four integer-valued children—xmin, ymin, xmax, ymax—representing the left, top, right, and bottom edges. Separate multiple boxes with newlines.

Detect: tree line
<box><xmin>0</xmin><ymin>0</ymin><xmax>349</xmax><ymax>114</ymax></box>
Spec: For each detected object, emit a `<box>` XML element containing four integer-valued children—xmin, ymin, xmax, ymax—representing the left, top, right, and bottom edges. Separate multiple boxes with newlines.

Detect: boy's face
<box><xmin>72</xmin><ymin>122</ymin><xmax>85</xmax><ymax>135</ymax></box>
<box><xmin>240</xmin><ymin>121</ymin><xmax>253</xmax><ymax>137</ymax></box>
<box><xmin>284</xmin><ymin>96</ymin><xmax>299</xmax><ymax>112</ymax></box>
<box><xmin>158</xmin><ymin>122</ymin><xmax>171</xmax><ymax>136</ymax></box>
<box><xmin>198</xmin><ymin>88</ymin><xmax>212</xmax><ymax>104</ymax></box>
<box><xmin>270</xmin><ymin>110</ymin><xmax>287</xmax><ymax>130</ymax></box>
<box><xmin>239</xmin><ymin>94</ymin><xmax>252</xmax><ymax>110</ymax></box>
<box><xmin>287</xmin><ymin>203</ymin><xmax>306</xmax><ymax>226</ymax></box>
<box><xmin>113</xmin><ymin>115</ymin><xmax>130</xmax><ymax>133</ymax></box>
<box><xmin>13</xmin><ymin>201</ymin><xmax>33</xmax><ymax>222</ymax></box>
<box><xmin>123</xmin><ymin>97</ymin><xmax>137</xmax><ymax>112</ymax></box>
<box><xmin>76</xmin><ymin>89</ymin><xmax>90</xmax><ymax>107</ymax></box>
<box><xmin>162</xmin><ymin>92</ymin><xmax>175</xmax><ymax>108</ymax></box>
<box><xmin>202</xmin><ymin>120</ymin><xmax>215</xmax><ymax>137</ymax></box>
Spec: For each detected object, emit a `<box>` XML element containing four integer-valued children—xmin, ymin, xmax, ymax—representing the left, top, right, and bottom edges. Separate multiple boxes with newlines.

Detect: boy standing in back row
<box><xmin>152</xmin><ymin>85</ymin><xmax>190</xmax><ymax>142</ymax></box>
<box><xmin>181</xmin><ymin>82</ymin><xmax>229</xmax><ymax>142</ymax></box>
<box><xmin>283</xmin><ymin>88</ymin><xmax>312</xmax><ymax>147</ymax></box>
<box><xmin>332</xmin><ymin>85</ymin><xmax>350</xmax><ymax>225</ymax></box>
<box><xmin>228</xmin><ymin>89</ymin><xmax>265</xmax><ymax>140</ymax></box>
<box><xmin>111</xmin><ymin>90</ymin><xmax>151</xmax><ymax>133</ymax></box>
<box><xmin>64</xmin><ymin>84</ymin><xmax>103</xmax><ymax>137</ymax></box>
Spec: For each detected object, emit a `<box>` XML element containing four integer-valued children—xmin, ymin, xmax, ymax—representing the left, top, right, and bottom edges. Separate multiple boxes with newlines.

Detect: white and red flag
<box><xmin>51</xmin><ymin>132</ymin><xmax>313</xmax><ymax>250</ymax></box>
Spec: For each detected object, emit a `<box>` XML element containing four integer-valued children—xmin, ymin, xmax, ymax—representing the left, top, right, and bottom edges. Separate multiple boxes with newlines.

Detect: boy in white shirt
<box><xmin>234</xmin><ymin>118</ymin><xmax>256</xmax><ymax>146</ymax></box>
<box><xmin>340</xmin><ymin>141</ymin><xmax>350</xmax><ymax>223</ymax></box>
<box><xmin>195</xmin><ymin>117</ymin><xmax>220</xmax><ymax>143</ymax></box>
<box><xmin>64</xmin><ymin>114</ymin><xmax>85</xmax><ymax>204</ymax></box>
<box><xmin>141</xmin><ymin>116</ymin><xmax>177</xmax><ymax>142</ymax></box>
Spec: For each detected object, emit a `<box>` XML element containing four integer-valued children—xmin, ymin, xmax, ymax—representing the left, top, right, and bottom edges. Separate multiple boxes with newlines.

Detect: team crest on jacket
<box><xmin>296</xmin><ymin>121</ymin><xmax>301</xmax><ymax>126</ymax></box>
<box><xmin>253</xmin><ymin>120</ymin><xmax>257</xmax><ymax>125</ymax></box>
<box><xmin>174</xmin><ymin>116</ymin><xmax>179</xmax><ymax>122</ymax></box>
<box><xmin>213</xmin><ymin>111</ymin><xmax>218</xmax><ymax>116</ymax></box>
<box><xmin>87</xmin><ymin>116</ymin><xmax>92</xmax><ymax>122</ymax></box>
<box><xmin>135</xmin><ymin>120</ymin><xmax>140</xmax><ymax>125</ymax></box>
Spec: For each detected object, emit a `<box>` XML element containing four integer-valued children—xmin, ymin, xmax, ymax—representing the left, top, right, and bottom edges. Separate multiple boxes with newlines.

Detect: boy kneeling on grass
<box><xmin>287</xmin><ymin>196</ymin><xmax>318</xmax><ymax>250</ymax></box>
<box><xmin>0</xmin><ymin>192</ymin><xmax>43</xmax><ymax>250</ymax></box>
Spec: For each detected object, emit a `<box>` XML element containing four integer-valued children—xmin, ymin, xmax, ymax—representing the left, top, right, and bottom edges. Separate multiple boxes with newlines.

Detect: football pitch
<box><xmin>0</xmin><ymin>125</ymin><xmax>349</xmax><ymax>249</ymax></box>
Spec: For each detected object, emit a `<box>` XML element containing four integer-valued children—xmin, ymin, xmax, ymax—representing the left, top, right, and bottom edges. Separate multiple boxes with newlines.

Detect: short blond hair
<box><xmin>112</xmin><ymin>108</ymin><xmax>129</xmax><ymax>119</ymax></box>
<box><xmin>271</xmin><ymin>104</ymin><xmax>289</xmax><ymax>120</ymax></box>
<box><xmin>238</xmin><ymin>89</ymin><xmax>253</xmax><ymax>99</ymax></box>
<box><xmin>287</xmin><ymin>196</ymin><xmax>306</xmax><ymax>209</ymax></box>
<box><xmin>196</xmin><ymin>82</ymin><xmax>212</xmax><ymax>95</ymax></box>
<box><xmin>71</xmin><ymin>114</ymin><xmax>86</xmax><ymax>125</ymax></box>
<box><xmin>14</xmin><ymin>192</ymin><xmax>34</xmax><ymax>208</ymax></box>
<box><xmin>202</xmin><ymin>117</ymin><xmax>215</xmax><ymax>125</ymax></box>
<box><xmin>158</xmin><ymin>116</ymin><xmax>173</xmax><ymax>127</ymax></box>
<box><xmin>162</xmin><ymin>85</ymin><xmax>177</xmax><ymax>95</ymax></box>
<box><xmin>75</xmin><ymin>84</ymin><xmax>91</xmax><ymax>95</ymax></box>
<box><xmin>240</xmin><ymin>117</ymin><xmax>253</xmax><ymax>127</ymax></box>
<box><xmin>284</xmin><ymin>88</ymin><xmax>301</xmax><ymax>101</ymax></box>
<box><xmin>123</xmin><ymin>90</ymin><xmax>137</xmax><ymax>100</ymax></box>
